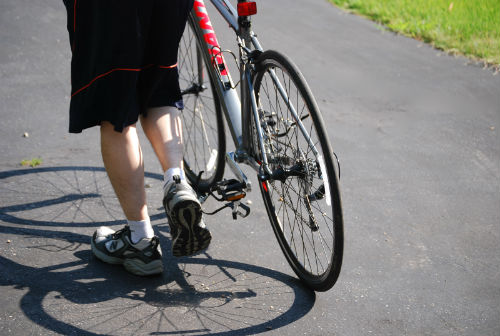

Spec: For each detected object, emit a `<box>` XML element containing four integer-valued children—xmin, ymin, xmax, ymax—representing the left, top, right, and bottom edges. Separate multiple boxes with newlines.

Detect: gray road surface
<box><xmin>1</xmin><ymin>0</ymin><xmax>499</xmax><ymax>335</ymax></box>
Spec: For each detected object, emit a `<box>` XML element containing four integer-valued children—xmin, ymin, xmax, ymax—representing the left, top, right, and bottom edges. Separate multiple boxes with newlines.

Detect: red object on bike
<box><xmin>237</xmin><ymin>2</ymin><xmax>257</xmax><ymax>16</ymax></box>
<box><xmin>261</xmin><ymin>181</ymin><xmax>268</xmax><ymax>192</ymax></box>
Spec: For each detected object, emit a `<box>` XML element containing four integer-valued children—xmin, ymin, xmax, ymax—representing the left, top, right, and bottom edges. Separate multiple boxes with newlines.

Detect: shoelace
<box><xmin>111</xmin><ymin>227</ymin><xmax>129</xmax><ymax>240</ymax></box>
<box><xmin>110</xmin><ymin>227</ymin><xmax>160</xmax><ymax>251</ymax></box>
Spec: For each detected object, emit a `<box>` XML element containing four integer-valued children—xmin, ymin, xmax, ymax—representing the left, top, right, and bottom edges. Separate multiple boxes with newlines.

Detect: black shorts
<box><xmin>63</xmin><ymin>0</ymin><xmax>194</xmax><ymax>133</ymax></box>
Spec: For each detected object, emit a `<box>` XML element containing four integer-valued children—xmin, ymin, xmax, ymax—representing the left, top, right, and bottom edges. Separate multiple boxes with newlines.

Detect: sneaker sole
<box><xmin>166</xmin><ymin>200</ymin><xmax>212</xmax><ymax>257</ymax></box>
<box><xmin>91</xmin><ymin>238</ymin><xmax>163</xmax><ymax>276</ymax></box>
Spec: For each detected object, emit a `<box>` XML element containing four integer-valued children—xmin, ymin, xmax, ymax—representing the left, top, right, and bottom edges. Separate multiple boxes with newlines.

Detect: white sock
<box><xmin>127</xmin><ymin>218</ymin><xmax>154</xmax><ymax>244</ymax></box>
<box><xmin>163</xmin><ymin>167</ymin><xmax>185</xmax><ymax>192</ymax></box>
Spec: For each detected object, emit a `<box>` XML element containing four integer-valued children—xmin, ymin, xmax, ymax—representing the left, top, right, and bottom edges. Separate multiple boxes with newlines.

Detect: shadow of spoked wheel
<box><xmin>0</xmin><ymin>166</ymin><xmax>316</xmax><ymax>335</ymax></box>
<box><xmin>2</xmin><ymin>250</ymin><xmax>315</xmax><ymax>335</ymax></box>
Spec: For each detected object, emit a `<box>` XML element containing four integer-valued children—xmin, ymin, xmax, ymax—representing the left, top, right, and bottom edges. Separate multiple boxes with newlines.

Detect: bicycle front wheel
<box><xmin>178</xmin><ymin>14</ymin><xmax>225</xmax><ymax>192</ymax></box>
<box><xmin>252</xmin><ymin>50</ymin><xmax>344</xmax><ymax>291</ymax></box>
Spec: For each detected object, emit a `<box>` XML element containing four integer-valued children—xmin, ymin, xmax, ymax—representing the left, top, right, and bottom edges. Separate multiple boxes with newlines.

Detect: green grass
<box><xmin>329</xmin><ymin>0</ymin><xmax>500</xmax><ymax>66</ymax></box>
<box><xmin>21</xmin><ymin>158</ymin><xmax>42</xmax><ymax>168</ymax></box>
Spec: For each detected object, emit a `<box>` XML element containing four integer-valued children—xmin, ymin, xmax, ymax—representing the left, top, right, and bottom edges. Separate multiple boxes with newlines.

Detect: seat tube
<box><xmin>238</xmin><ymin>0</ymin><xmax>254</xmax><ymax>153</ymax></box>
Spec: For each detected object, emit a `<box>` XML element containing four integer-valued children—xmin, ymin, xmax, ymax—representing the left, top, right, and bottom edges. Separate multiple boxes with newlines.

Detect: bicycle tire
<box><xmin>252</xmin><ymin>50</ymin><xmax>344</xmax><ymax>291</ymax></box>
<box><xmin>178</xmin><ymin>14</ymin><xmax>225</xmax><ymax>192</ymax></box>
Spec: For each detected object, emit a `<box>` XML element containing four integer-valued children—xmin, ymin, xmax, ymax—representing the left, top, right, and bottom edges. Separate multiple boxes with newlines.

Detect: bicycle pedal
<box><xmin>213</xmin><ymin>178</ymin><xmax>248</xmax><ymax>202</ymax></box>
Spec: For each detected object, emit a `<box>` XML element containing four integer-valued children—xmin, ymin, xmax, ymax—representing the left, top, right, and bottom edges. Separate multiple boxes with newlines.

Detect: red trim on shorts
<box><xmin>72</xmin><ymin>67</ymin><xmax>143</xmax><ymax>97</ymax></box>
<box><xmin>71</xmin><ymin>64</ymin><xmax>177</xmax><ymax>98</ymax></box>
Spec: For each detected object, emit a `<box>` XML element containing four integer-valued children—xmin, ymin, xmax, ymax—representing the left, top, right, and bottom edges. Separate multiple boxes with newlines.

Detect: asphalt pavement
<box><xmin>1</xmin><ymin>0</ymin><xmax>499</xmax><ymax>335</ymax></box>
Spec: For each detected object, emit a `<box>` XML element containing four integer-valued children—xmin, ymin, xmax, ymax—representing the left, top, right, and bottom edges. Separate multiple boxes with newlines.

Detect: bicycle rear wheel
<box><xmin>252</xmin><ymin>50</ymin><xmax>344</xmax><ymax>291</ymax></box>
<box><xmin>177</xmin><ymin>15</ymin><xmax>225</xmax><ymax>192</ymax></box>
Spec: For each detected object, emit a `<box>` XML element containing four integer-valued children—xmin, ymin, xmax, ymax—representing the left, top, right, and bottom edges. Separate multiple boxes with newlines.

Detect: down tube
<box><xmin>192</xmin><ymin>0</ymin><xmax>243</xmax><ymax>147</ymax></box>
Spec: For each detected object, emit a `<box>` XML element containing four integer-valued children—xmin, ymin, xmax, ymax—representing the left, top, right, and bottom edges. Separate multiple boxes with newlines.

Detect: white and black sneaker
<box><xmin>163</xmin><ymin>175</ymin><xmax>211</xmax><ymax>257</ymax></box>
<box><xmin>91</xmin><ymin>226</ymin><xmax>163</xmax><ymax>276</ymax></box>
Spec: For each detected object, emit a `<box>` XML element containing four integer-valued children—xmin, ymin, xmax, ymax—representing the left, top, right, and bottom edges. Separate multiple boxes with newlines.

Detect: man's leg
<box><xmin>91</xmin><ymin>121</ymin><xmax>162</xmax><ymax>276</ymax></box>
<box><xmin>140</xmin><ymin>106</ymin><xmax>183</xmax><ymax>176</ymax></box>
<box><xmin>141</xmin><ymin>106</ymin><xmax>211</xmax><ymax>257</ymax></box>
<box><xmin>100</xmin><ymin>121</ymin><xmax>149</xmax><ymax>221</ymax></box>
<box><xmin>100</xmin><ymin>121</ymin><xmax>154</xmax><ymax>243</ymax></box>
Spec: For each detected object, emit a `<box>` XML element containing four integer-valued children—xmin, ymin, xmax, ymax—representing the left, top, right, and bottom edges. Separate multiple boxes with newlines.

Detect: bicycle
<box><xmin>178</xmin><ymin>0</ymin><xmax>344</xmax><ymax>291</ymax></box>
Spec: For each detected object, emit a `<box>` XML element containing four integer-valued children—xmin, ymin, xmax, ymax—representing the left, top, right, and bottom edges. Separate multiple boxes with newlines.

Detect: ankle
<box><xmin>127</xmin><ymin>218</ymin><xmax>154</xmax><ymax>244</ymax></box>
<box><xmin>163</xmin><ymin>167</ymin><xmax>185</xmax><ymax>192</ymax></box>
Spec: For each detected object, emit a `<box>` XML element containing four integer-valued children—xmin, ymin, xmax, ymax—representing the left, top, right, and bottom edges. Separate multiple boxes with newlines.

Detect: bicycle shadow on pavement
<box><xmin>0</xmin><ymin>166</ymin><xmax>316</xmax><ymax>335</ymax></box>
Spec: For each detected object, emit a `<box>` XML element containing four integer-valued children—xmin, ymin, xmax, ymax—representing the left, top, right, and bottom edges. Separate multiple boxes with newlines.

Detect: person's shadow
<box><xmin>0</xmin><ymin>166</ymin><xmax>315</xmax><ymax>335</ymax></box>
